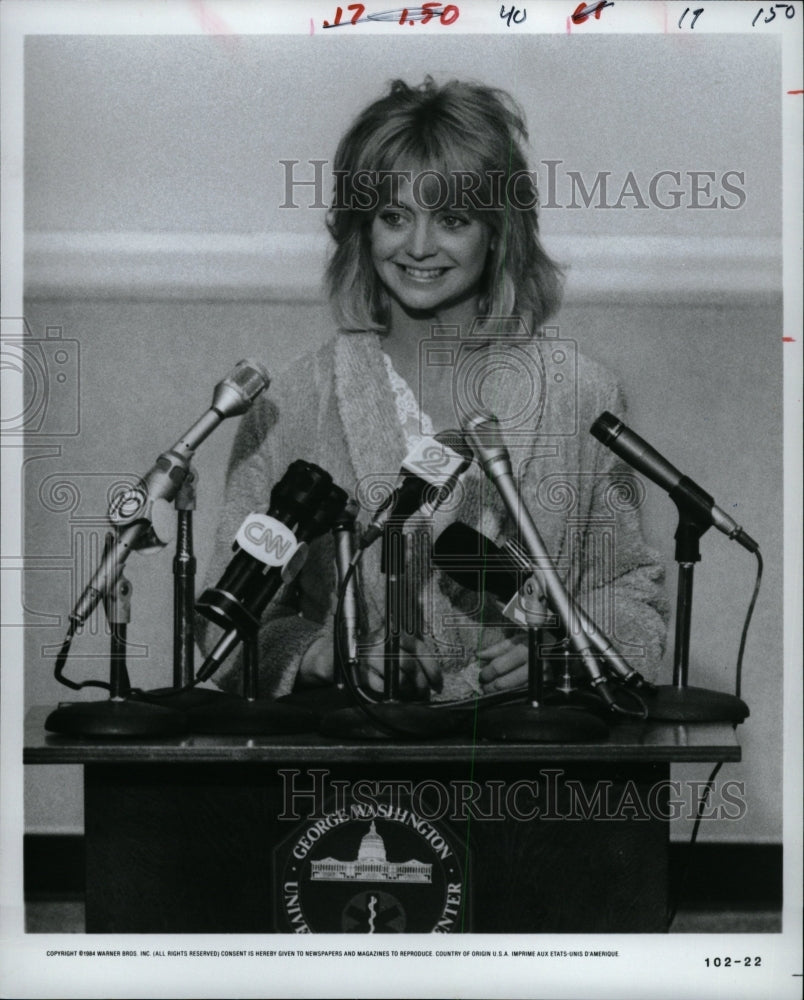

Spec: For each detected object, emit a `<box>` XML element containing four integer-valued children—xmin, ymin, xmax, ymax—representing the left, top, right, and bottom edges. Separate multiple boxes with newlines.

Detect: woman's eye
<box><xmin>379</xmin><ymin>211</ymin><xmax>404</xmax><ymax>227</ymax></box>
<box><xmin>440</xmin><ymin>214</ymin><xmax>468</xmax><ymax>229</ymax></box>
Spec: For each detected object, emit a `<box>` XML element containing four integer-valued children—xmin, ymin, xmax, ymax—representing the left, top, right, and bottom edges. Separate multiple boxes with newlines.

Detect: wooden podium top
<box><xmin>24</xmin><ymin>705</ymin><xmax>741</xmax><ymax>766</ymax></box>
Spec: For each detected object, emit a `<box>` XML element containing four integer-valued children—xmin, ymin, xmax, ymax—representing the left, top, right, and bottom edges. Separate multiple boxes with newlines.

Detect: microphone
<box><xmin>332</xmin><ymin>500</ymin><xmax>361</xmax><ymax>672</ymax></box>
<box><xmin>69</xmin><ymin>360</ymin><xmax>271</xmax><ymax>626</ymax></box>
<box><xmin>433</xmin><ymin>522</ymin><xmax>555</xmax><ymax>628</ymax></box>
<box><xmin>590</xmin><ymin>411</ymin><xmax>758</xmax><ymax>553</ymax></box>
<box><xmin>360</xmin><ymin>430</ymin><xmax>473</xmax><ymax>549</ymax></box>
<box><xmin>500</xmin><ymin>535</ymin><xmax>649</xmax><ymax>688</ymax></box>
<box><xmin>433</xmin><ymin>522</ymin><xmax>521</xmax><ymax>597</ymax></box>
<box><xmin>463</xmin><ymin>414</ymin><xmax>618</xmax><ymax>706</ymax></box>
<box><xmin>195</xmin><ymin>462</ymin><xmax>348</xmax><ymax>681</ymax></box>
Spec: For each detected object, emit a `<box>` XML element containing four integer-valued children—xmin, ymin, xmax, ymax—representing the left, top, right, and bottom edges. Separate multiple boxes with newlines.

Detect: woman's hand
<box><xmin>298</xmin><ymin>634</ymin><xmax>334</xmax><ymax>687</ymax></box>
<box><xmin>358</xmin><ymin>630</ymin><xmax>443</xmax><ymax>701</ymax></box>
<box><xmin>475</xmin><ymin>637</ymin><xmax>529</xmax><ymax>694</ymax></box>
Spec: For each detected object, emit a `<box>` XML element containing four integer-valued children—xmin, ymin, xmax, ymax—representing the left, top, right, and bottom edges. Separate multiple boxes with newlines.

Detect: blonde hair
<box><xmin>325</xmin><ymin>77</ymin><xmax>563</xmax><ymax>333</ymax></box>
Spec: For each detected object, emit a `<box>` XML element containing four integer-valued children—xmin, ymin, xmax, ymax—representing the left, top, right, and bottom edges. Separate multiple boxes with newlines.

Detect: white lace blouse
<box><xmin>381</xmin><ymin>351</ymin><xmax>435</xmax><ymax>448</ymax></box>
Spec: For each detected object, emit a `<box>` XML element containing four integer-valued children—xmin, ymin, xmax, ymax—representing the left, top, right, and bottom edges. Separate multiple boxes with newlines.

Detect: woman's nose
<box><xmin>406</xmin><ymin>217</ymin><xmax>437</xmax><ymax>260</ymax></box>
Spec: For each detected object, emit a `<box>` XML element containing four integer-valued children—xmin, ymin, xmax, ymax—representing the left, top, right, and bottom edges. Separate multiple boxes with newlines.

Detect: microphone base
<box><xmin>319</xmin><ymin>702</ymin><xmax>463</xmax><ymax>740</ymax></box>
<box><xmin>45</xmin><ymin>698</ymin><xmax>187</xmax><ymax>738</ymax></box>
<box><xmin>476</xmin><ymin>702</ymin><xmax>609</xmax><ymax>742</ymax></box>
<box><xmin>642</xmin><ymin>685</ymin><xmax>749</xmax><ymax>723</ymax></box>
<box><xmin>186</xmin><ymin>697</ymin><xmax>317</xmax><ymax>734</ymax></box>
<box><xmin>132</xmin><ymin>686</ymin><xmax>237</xmax><ymax>712</ymax></box>
<box><xmin>275</xmin><ymin>685</ymin><xmax>353</xmax><ymax>718</ymax></box>
<box><xmin>542</xmin><ymin>687</ymin><xmax>611</xmax><ymax>719</ymax></box>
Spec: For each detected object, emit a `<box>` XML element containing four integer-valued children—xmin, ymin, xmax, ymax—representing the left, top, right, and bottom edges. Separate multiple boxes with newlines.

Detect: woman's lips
<box><xmin>395</xmin><ymin>263</ymin><xmax>451</xmax><ymax>281</ymax></box>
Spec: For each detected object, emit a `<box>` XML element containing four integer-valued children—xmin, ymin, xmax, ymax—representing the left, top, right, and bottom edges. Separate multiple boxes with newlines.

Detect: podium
<box><xmin>24</xmin><ymin>706</ymin><xmax>740</xmax><ymax>934</ymax></box>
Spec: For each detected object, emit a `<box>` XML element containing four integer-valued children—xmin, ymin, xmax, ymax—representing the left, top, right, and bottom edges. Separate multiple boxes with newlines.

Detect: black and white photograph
<box><xmin>1</xmin><ymin>1</ymin><xmax>801</xmax><ymax>998</ymax></box>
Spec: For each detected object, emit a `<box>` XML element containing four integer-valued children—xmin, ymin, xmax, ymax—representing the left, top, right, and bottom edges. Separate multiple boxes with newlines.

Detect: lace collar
<box><xmin>381</xmin><ymin>351</ymin><xmax>435</xmax><ymax>449</ymax></box>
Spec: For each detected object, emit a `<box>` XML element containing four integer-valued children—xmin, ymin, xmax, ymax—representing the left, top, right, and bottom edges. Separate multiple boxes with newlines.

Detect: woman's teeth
<box><xmin>402</xmin><ymin>266</ymin><xmax>446</xmax><ymax>279</ymax></box>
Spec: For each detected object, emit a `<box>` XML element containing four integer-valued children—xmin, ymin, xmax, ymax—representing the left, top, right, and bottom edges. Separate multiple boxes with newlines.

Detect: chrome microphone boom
<box><xmin>501</xmin><ymin>536</ymin><xmax>648</xmax><ymax>688</ymax></box>
<box><xmin>463</xmin><ymin>414</ymin><xmax>637</xmax><ymax>704</ymax></box>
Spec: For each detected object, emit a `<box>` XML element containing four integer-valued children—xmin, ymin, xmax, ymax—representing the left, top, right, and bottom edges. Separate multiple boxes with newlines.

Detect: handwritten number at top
<box><xmin>678</xmin><ymin>7</ymin><xmax>703</xmax><ymax>29</ymax></box>
<box><xmin>323</xmin><ymin>5</ymin><xmax>460</xmax><ymax>28</ymax></box>
<box><xmin>404</xmin><ymin>2</ymin><xmax>453</xmax><ymax>23</ymax></box>
<box><xmin>500</xmin><ymin>3</ymin><xmax>526</xmax><ymax>26</ymax></box>
<box><xmin>752</xmin><ymin>4</ymin><xmax>796</xmax><ymax>25</ymax></box>
<box><xmin>323</xmin><ymin>4</ymin><xmax>361</xmax><ymax>26</ymax></box>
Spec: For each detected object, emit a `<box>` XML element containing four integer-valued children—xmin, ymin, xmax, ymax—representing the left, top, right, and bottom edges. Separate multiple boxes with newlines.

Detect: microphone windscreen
<box><xmin>212</xmin><ymin>359</ymin><xmax>272</xmax><ymax>418</ymax></box>
<box><xmin>434</xmin><ymin>428</ymin><xmax>474</xmax><ymax>464</ymax></box>
<box><xmin>590</xmin><ymin>410</ymin><xmax>622</xmax><ymax>446</ymax></box>
<box><xmin>231</xmin><ymin>358</ymin><xmax>272</xmax><ymax>398</ymax></box>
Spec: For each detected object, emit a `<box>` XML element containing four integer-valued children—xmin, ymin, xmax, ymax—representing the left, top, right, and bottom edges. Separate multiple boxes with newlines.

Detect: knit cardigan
<box><xmin>197</xmin><ymin>330</ymin><xmax>668</xmax><ymax>700</ymax></box>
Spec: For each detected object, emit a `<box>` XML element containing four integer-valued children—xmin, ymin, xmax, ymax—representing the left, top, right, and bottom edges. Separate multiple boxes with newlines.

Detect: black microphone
<box><xmin>590</xmin><ymin>411</ymin><xmax>758</xmax><ymax>553</ymax></box>
<box><xmin>433</xmin><ymin>522</ymin><xmax>521</xmax><ymax>596</ymax></box>
<box><xmin>195</xmin><ymin>462</ymin><xmax>348</xmax><ymax>682</ymax></box>
<box><xmin>434</xmin><ymin>522</ymin><xmax>647</xmax><ymax>687</ymax></box>
<box><xmin>360</xmin><ymin>430</ymin><xmax>474</xmax><ymax>549</ymax></box>
<box><xmin>69</xmin><ymin>359</ymin><xmax>271</xmax><ymax>626</ymax></box>
<box><xmin>434</xmin><ymin>522</ymin><xmax>558</xmax><ymax>629</ymax></box>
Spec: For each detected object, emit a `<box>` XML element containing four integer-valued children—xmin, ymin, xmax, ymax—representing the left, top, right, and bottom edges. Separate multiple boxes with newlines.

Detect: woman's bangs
<box><xmin>369</xmin><ymin>139</ymin><xmax>502</xmax><ymax>216</ymax></box>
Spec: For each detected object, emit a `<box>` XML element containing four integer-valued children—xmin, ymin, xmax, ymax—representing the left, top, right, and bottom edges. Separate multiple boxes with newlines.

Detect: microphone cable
<box><xmin>666</xmin><ymin>546</ymin><xmax>764</xmax><ymax>929</ymax></box>
<box><xmin>330</xmin><ymin>548</ymin><xmax>428</xmax><ymax>738</ymax></box>
<box><xmin>329</xmin><ymin>544</ymin><xmax>645</xmax><ymax>736</ymax></box>
<box><xmin>53</xmin><ymin>619</ymin><xmax>112</xmax><ymax>693</ymax></box>
<box><xmin>666</xmin><ymin>759</ymin><xmax>724</xmax><ymax>929</ymax></box>
<box><xmin>735</xmin><ymin>549</ymin><xmax>763</xmax><ymax>701</ymax></box>
<box><xmin>330</xmin><ymin>543</ymin><xmax>489</xmax><ymax>738</ymax></box>
<box><xmin>53</xmin><ymin>617</ymin><xmax>209</xmax><ymax>700</ymax></box>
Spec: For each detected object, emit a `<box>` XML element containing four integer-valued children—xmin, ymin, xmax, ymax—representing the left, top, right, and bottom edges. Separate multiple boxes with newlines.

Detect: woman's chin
<box><xmin>388</xmin><ymin>285</ymin><xmax>482</xmax><ymax>323</ymax></box>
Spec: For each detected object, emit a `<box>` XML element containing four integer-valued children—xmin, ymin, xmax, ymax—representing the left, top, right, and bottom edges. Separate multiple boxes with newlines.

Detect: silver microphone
<box><xmin>501</xmin><ymin>536</ymin><xmax>647</xmax><ymax>687</ymax></box>
<box><xmin>463</xmin><ymin>413</ymin><xmax>618</xmax><ymax>705</ymax></box>
<box><xmin>69</xmin><ymin>360</ymin><xmax>271</xmax><ymax>626</ymax></box>
<box><xmin>333</xmin><ymin>499</ymin><xmax>361</xmax><ymax>679</ymax></box>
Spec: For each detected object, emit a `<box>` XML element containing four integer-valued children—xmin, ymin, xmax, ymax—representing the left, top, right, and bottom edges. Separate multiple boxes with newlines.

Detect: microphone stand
<box><xmin>642</xmin><ymin>508</ymin><xmax>749</xmax><ymax>722</ymax></box>
<box><xmin>136</xmin><ymin>469</ymin><xmax>234</xmax><ymax>710</ymax></box>
<box><xmin>475</xmin><ymin>579</ymin><xmax>608</xmax><ymax>742</ymax></box>
<box><xmin>189</xmin><ymin>468</ymin><xmax>349</xmax><ymax>734</ymax></box>
<box><xmin>46</xmin><ymin>542</ymin><xmax>187</xmax><ymax>737</ymax></box>
<box><xmin>173</xmin><ymin>471</ymin><xmax>197</xmax><ymax>689</ymax></box>
<box><xmin>320</xmin><ymin>521</ymin><xmax>461</xmax><ymax>739</ymax></box>
<box><xmin>275</xmin><ymin>508</ymin><xmax>361</xmax><ymax>716</ymax></box>
<box><xmin>187</xmin><ymin>613</ymin><xmax>318</xmax><ymax>734</ymax></box>
<box><xmin>542</xmin><ymin>645</ymin><xmax>611</xmax><ymax>720</ymax></box>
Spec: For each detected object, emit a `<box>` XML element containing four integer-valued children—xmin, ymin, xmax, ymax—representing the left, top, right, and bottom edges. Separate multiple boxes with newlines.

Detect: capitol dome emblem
<box><xmin>275</xmin><ymin>804</ymin><xmax>467</xmax><ymax>934</ymax></box>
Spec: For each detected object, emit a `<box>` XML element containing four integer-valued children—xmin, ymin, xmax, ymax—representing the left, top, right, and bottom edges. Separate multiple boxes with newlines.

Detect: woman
<box><xmin>198</xmin><ymin>77</ymin><xmax>668</xmax><ymax>703</ymax></box>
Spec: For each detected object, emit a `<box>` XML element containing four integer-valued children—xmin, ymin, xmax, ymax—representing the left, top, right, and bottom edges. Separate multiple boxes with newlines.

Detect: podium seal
<box><xmin>275</xmin><ymin>801</ymin><xmax>468</xmax><ymax>933</ymax></box>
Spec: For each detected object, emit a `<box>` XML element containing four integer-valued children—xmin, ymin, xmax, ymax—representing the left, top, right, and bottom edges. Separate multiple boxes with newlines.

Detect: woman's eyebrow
<box><xmin>380</xmin><ymin>196</ymin><xmax>411</xmax><ymax>210</ymax></box>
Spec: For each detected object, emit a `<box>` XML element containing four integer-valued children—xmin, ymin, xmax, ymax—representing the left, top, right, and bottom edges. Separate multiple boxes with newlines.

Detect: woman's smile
<box><xmin>396</xmin><ymin>263</ymin><xmax>452</xmax><ymax>281</ymax></box>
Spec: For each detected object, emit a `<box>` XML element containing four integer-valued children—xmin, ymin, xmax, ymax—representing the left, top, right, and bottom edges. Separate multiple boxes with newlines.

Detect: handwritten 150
<box><xmin>323</xmin><ymin>5</ymin><xmax>460</xmax><ymax>28</ymax></box>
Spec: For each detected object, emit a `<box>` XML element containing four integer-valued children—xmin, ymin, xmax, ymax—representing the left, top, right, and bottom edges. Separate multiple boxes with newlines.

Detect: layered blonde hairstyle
<box><xmin>325</xmin><ymin>77</ymin><xmax>563</xmax><ymax>333</ymax></box>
